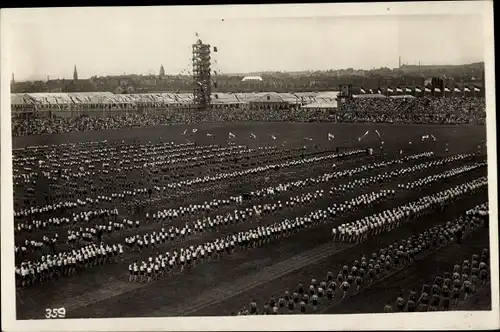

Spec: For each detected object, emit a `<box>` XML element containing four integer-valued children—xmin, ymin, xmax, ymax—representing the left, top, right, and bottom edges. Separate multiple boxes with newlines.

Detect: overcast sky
<box><xmin>3</xmin><ymin>2</ymin><xmax>490</xmax><ymax>81</ymax></box>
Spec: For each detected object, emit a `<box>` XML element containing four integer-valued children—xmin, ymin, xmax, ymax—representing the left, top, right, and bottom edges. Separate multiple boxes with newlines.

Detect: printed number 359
<box><xmin>45</xmin><ymin>308</ymin><xmax>66</xmax><ymax>319</ymax></box>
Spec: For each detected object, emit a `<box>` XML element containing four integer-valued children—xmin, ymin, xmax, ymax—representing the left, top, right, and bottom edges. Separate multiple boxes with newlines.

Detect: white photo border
<box><xmin>1</xmin><ymin>1</ymin><xmax>498</xmax><ymax>331</ymax></box>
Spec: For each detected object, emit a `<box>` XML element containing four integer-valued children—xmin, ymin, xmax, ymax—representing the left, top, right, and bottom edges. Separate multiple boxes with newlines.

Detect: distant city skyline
<box><xmin>10</xmin><ymin>60</ymin><xmax>486</xmax><ymax>83</ymax></box>
<box><xmin>4</xmin><ymin>3</ymin><xmax>489</xmax><ymax>81</ymax></box>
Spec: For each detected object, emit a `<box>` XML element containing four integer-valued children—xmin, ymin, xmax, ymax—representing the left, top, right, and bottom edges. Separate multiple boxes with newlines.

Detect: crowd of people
<box><xmin>233</xmin><ymin>202</ymin><xmax>489</xmax><ymax>315</ymax></box>
<box><xmin>11</xmin><ymin>97</ymin><xmax>486</xmax><ymax>136</ymax></box>
<box><xmin>127</xmin><ymin>172</ymin><xmax>487</xmax><ymax>283</ymax></box>
<box><xmin>338</xmin><ymin>97</ymin><xmax>486</xmax><ymax>125</ymax></box>
<box><xmin>385</xmin><ymin>204</ymin><xmax>490</xmax><ymax>312</ymax></box>
<box><xmin>14</xmin><ymin>142</ymin><xmax>376</xmax><ymax>284</ymax></box>
<box><xmin>333</xmin><ymin>177</ymin><xmax>488</xmax><ymax>244</ymax></box>
<box><xmin>15</xmin><ymin>138</ymin><xmax>483</xmax><ymax>287</ymax></box>
<box><xmin>11</xmin><ymin>123</ymin><xmax>491</xmax><ymax>318</ymax></box>
<box><xmin>129</xmin><ymin>189</ymin><xmax>395</xmax><ymax>283</ymax></box>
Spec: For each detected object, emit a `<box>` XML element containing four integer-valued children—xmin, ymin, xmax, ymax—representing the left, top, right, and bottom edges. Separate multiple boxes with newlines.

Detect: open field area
<box><xmin>12</xmin><ymin>122</ymin><xmax>491</xmax><ymax>319</ymax></box>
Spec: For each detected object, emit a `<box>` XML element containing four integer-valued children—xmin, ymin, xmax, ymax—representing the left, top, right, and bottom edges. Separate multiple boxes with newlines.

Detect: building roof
<box><xmin>279</xmin><ymin>93</ymin><xmax>301</xmax><ymax>103</ymax></box>
<box><xmin>11</xmin><ymin>94</ymin><xmax>35</xmax><ymax>106</ymax></box>
<box><xmin>389</xmin><ymin>95</ymin><xmax>416</xmax><ymax>99</ymax></box>
<box><xmin>301</xmin><ymin>101</ymin><xmax>338</xmax><ymax>109</ymax></box>
<box><xmin>316</xmin><ymin>91</ymin><xmax>340</xmax><ymax>99</ymax></box>
<box><xmin>242</xmin><ymin>76</ymin><xmax>263</xmax><ymax>82</ymax></box>
<box><xmin>352</xmin><ymin>94</ymin><xmax>387</xmax><ymax>99</ymax></box>
<box><xmin>211</xmin><ymin>93</ymin><xmax>242</xmax><ymax>104</ymax></box>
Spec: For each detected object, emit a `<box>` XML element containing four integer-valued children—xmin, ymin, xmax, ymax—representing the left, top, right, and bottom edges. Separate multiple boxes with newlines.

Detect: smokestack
<box><xmin>399</xmin><ymin>56</ymin><xmax>401</xmax><ymax>68</ymax></box>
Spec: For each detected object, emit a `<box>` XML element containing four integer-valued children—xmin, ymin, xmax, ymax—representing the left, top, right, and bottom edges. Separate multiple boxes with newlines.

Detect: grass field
<box><xmin>12</xmin><ymin>122</ymin><xmax>491</xmax><ymax>319</ymax></box>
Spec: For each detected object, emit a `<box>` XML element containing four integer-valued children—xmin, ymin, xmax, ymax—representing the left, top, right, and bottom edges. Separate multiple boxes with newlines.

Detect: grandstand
<box><xmin>10</xmin><ymin>91</ymin><xmax>327</xmax><ymax>116</ymax></box>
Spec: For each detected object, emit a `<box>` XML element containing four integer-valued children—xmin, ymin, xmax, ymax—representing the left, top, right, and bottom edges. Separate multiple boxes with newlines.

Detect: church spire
<box><xmin>73</xmin><ymin>65</ymin><xmax>78</xmax><ymax>81</ymax></box>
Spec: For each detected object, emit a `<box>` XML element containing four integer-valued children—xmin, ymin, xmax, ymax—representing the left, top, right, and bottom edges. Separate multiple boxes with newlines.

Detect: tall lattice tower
<box><xmin>192</xmin><ymin>38</ymin><xmax>211</xmax><ymax>109</ymax></box>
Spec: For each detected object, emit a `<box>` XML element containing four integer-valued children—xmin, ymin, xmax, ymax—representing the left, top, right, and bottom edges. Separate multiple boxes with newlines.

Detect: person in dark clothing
<box><xmin>455</xmin><ymin>228</ymin><xmax>463</xmax><ymax>244</ymax></box>
<box><xmin>97</xmin><ymin>228</ymin><xmax>103</xmax><ymax>243</ymax></box>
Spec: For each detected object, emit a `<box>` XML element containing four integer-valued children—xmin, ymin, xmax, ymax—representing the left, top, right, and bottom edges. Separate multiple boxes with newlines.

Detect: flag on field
<box><xmin>250</xmin><ymin>133</ymin><xmax>257</xmax><ymax>139</ymax></box>
<box><xmin>360</xmin><ymin>87</ymin><xmax>366</xmax><ymax>94</ymax></box>
<box><xmin>358</xmin><ymin>130</ymin><xmax>369</xmax><ymax>142</ymax></box>
<box><xmin>421</xmin><ymin>134</ymin><xmax>429</xmax><ymax>141</ymax></box>
<box><xmin>328</xmin><ymin>133</ymin><xmax>335</xmax><ymax>141</ymax></box>
<box><xmin>181</xmin><ymin>129</ymin><xmax>187</xmax><ymax>136</ymax></box>
<box><xmin>430</xmin><ymin>134</ymin><xmax>438</xmax><ymax>142</ymax></box>
<box><xmin>303</xmin><ymin>137</ymin><xmax>313</xmax><ymax>141</ymax></box>
<box><xmin>270</xmin><ymin>134</ymin><xmax>277</xmax><ymax>140</ymax></box>
<box><xmin>192</xmin><ymin>128</ymin><xmax>198</xmax><ymax>133</ymax></box>
<box><xmin>206</xmin><ymin>133</ymin><xmax>213</xmax><ymax>137</ymax></box>
<box><xmin>374</xmin><ymin>129</ymin><xmax>382</xmax><ymax>141</ymax></box>
<box><xmin>229</xmin><ymin>132</ymin><xmax>236</xmax><ymax>139</ymax></box>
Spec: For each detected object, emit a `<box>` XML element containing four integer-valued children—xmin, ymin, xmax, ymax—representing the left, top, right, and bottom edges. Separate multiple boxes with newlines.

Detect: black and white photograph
<box><xmin>1</xmin><ymin>2</ymin><xmax>498</xmax><ymax>331</ymax></box>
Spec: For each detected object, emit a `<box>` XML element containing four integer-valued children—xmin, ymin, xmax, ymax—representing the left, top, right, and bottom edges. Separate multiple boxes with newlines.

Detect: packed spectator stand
<box><xmin>11</xmin><ymin>91</ymin><xmax>485</xmax><ymax>136</ymax></box>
